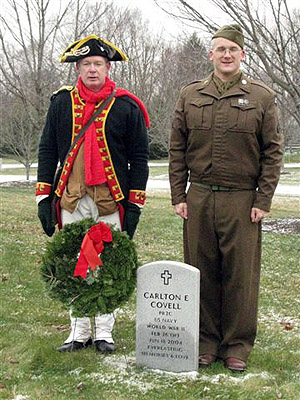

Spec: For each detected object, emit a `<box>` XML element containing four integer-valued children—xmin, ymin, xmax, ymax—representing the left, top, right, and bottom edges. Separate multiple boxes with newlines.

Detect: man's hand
<box><xmin>251</xmin><ymin>207</ymin><xmax>269</xmax><ymax>223</ymax></box>
<box><xmin>174</xmin><ymin>202</ymin><xmax>188</xmax><ymax>219</ymax></box>
<box><xmin>38</xmin><ymin>198</ymin><xmax>55</xmax><ymax>237</ymax></box>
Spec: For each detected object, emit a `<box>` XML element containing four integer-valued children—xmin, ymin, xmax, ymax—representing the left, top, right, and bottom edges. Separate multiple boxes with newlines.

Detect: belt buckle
<box><xmin>211</xmin><ymin>185</ymin><xmax>231</xmax><ymax>191</ymax></box>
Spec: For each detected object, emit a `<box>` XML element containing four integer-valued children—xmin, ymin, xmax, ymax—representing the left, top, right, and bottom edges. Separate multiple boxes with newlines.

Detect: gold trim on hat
<box><xmin>60</xmin><ymin>34</ymin><xmax>128</xmax><ymax>62</ymax></box>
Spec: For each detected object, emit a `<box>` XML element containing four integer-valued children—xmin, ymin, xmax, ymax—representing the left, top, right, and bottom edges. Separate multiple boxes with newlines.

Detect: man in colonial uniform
<box><xmin>36</xmin><ymin>35</ymin><xmax>149</xmax><ymax>353</ymax></box>
<box><xmin>169</xmin><ymin>25</ymin><xmax>283</xmax><ymax>372</ymax></box>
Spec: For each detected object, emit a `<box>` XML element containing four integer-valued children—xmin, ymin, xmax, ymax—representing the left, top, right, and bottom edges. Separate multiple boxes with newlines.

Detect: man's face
<box><xmin>76</xmin><ymin>56</ymin><xmax>110</xmax><ymax>92</ymax></box>
<box><xmin>209</xmin><ymin>37</ymin><xmax>245</xmax><ymax>80</ymax></box>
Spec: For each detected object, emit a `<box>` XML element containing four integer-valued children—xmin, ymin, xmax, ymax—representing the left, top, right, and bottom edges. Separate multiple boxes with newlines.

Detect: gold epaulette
<box><xmin>51</xmin><ymin>85</ymin><xmax>74</xmax><ymax>98</ymax></box>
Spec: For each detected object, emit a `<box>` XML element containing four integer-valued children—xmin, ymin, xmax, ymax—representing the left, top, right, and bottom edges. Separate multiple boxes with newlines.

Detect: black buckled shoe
<box><xmin>57</xmin><ymin>338</ymin><xmax>93</xmax><ymax>352</ymax></box>
<box><xmin>94</xmin><ymin>340</ymin><xmax>115</xmax><ymax>353</ymax></box>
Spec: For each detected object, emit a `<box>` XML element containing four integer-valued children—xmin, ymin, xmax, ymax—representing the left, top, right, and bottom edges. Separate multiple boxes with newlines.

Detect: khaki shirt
<box><xmin>60</xmin><ymin>144</ymin><xmax>118</xmax><ymax>215</ymax></box>
<box><xmin>169</xmin><ymin>73</ymin><xmax>284</xmax><ymax>211</ymax></box>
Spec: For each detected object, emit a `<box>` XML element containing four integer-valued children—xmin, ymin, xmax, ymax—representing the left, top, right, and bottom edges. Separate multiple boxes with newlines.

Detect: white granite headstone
<box><xmin>136</xmin><ymin>260</ymin><xmax>200</xmax><ymax>372</ymax></box>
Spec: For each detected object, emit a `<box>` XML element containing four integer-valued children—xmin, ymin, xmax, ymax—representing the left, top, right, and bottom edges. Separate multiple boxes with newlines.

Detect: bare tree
<box><xmin>148</xmin><ymin>33</ymin><xmax>212</xmax><ymax>157</ymax></box>
<box><xmin>154</xmin><ymin>0</ymin><xmax>300</xmax><ymax>132</ymax></box>
<box><xmin>0</xmin><ymin>0</ymin><xmax>74</xmax><ymax>127</ymax></box>
<box><xmin>102</xmin><ymin>8</ymin><xmax>212</xmax><ymax>157</ymax></box>
<box><xmin>0</xmin><ymin>1</ymin><xmax>216</xmax><ymax>165</ymax></box>
<box><xmin>1</xmin><ymin>96</ymin><xmax>39</xmax><ymax>179</ymax></box>
<box><xmin>0</xmin><ymin>0</ymin><xmax>112</xmax><ymax>175</ymax></box>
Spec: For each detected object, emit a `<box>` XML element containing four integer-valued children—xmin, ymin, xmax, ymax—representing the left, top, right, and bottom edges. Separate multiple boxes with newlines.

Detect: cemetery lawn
<box><xmin>0</xmin><ymin>186</ymin><xmax>299</xmax><ymax>400</ymax></box>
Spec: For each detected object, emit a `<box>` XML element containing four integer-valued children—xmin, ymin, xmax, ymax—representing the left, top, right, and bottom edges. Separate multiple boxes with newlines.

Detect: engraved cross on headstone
<box><xmin>161</xmin><ymin>270</ymin><xmax>172</xmax><ymax>285</ymax></box>
<box><xmin>136</xmin><ymin>260</ymin><xmax>200</xmax><ymax>372</ymax></box>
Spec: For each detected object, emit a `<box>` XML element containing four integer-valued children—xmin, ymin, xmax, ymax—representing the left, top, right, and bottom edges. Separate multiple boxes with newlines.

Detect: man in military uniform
<box><xmin>169</xmin><ymin>25</ymin><xmax>283</xmax><ymax>372</ymax></box>
<box><xmin>36</xmin><ymin>35</ymin><xmax>149</xmax><ymax>353</ymax></box>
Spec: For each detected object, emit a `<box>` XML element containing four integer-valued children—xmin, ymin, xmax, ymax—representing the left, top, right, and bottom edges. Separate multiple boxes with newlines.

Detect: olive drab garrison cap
<box><xmin>212</xmin><ymin>24</ymin><xmax>244</xmax><ymax>49</ymax></box>
<box><xmin>59</xmin><ymin>34</ymin><xmax>129</xmax><ymax>63</ymax></box>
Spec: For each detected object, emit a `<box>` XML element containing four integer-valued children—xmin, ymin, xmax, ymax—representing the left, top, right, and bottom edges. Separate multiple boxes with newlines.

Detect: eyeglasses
<box><xmin>214</xmin><ymin>47</ymin><xmax>241</xmax><ymax>55</ymax></box>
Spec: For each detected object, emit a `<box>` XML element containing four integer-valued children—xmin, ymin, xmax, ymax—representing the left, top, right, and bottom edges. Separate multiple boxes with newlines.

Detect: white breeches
<box><xmin>64</xmin><ymin>313</ymin><xmax>116</xmax><ymax>344</ymax></box>
<box><xmin>62</xmin><ymin>194</ymin><xmax>121</xmax><ymax>344</ymax></box>
<box><xmin>61</xmin><ymin>194</ymin><xmax>121</xmax><ymax>229</ymax></box>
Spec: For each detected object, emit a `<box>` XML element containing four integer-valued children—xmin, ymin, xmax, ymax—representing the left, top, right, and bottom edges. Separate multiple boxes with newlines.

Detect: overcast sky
<box><xmin>116</xmin><ymin>0</ymin><xmax>222</xmax><ymax>41</ymax></box>
<box><xmin>116</xmin><ymin>0</ymin><xmax>299</xmax><ymax>42</ymax></box>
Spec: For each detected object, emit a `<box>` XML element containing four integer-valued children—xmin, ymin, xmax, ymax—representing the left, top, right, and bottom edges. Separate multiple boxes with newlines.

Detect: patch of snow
<box><xmin>13</xmin><ymin>396</ymin><xmax>30</xmax><ymax>400</ymax></box>
<box><xmin>150</xmin><ymin>368</ymin><xmax>198</xmax><ymax>379</ymax></box>
<box><xmin>69</xmin><ymin>367</ymin><xmax>84</xmax><ymax>376</ymax></box>
<box><xmin>86</xmin><ymin>354</ymin><xmax>198</xmax><ymax>393</ymax></box>
<box><xmin>152</xmin><ymin>174</ymin><xmax>169</xmax><ymax>180</ymax></box>
<box><xmin>262</xmin><ymin>218</ymin><xmax>300</xmax><ymax>234</ymax></box>
<box><xmin>198</xmin><ymin>371</ymin><xmax>273</xmax><ymax>384</ymax></box>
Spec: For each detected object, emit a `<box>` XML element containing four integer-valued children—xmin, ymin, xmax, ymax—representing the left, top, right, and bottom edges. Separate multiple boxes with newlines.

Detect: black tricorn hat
<box><xmin>60</xmin><ymin>34</ymin><xmax>129</xmax><ymax>63</ymax></box>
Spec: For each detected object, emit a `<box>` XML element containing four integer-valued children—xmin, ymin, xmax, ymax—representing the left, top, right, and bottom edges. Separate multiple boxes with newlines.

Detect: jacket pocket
<box><xmin>187</xmin><ymin>98</ymin><xmax>214</xmax><ymax>129</ymax></box>
<box><xmin>228</xmin><ymin>99</ymin><xmax>258</xmax><ymax>132</ymax></box>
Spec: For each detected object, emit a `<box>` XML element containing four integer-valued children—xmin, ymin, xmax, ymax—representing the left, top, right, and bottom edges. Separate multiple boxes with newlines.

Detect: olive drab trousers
<box><xmin>184</xmin><ymin>184</ymin><xmax>262</xmax><ymax>362</ymax></box>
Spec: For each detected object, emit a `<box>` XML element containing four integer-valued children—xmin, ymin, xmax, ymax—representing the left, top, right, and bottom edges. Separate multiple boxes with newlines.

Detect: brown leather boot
<box><xmin>199</xmin><ymin>353</ymin><xmax>217</xmax><ymax>367</ymax></box>
<box><xmin>224</xmin><ymin>357</ymin><xmax>246</xmax><ymax>373</ymax></box>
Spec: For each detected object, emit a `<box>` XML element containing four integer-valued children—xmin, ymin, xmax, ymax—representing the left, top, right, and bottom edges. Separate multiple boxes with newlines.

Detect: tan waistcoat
<box><xmin>60</xmin><ymin>143</ymin><xmax>118</xmax><ymax>216</ymax></box>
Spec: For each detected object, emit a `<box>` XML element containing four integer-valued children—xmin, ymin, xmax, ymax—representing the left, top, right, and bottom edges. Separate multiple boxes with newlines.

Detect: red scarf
<box><xmin>76</xmin><ymin>76</ymin><xmax>150</xmax><ymax>186</ymax></box>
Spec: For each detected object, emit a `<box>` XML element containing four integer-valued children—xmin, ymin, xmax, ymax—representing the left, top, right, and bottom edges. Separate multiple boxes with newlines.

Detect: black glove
<box><xmin>122</xmin><ymin>202</ymin><xmax>141</xmax><ymax>239</ymax></box>
<box><xmin>38</xmin><ymin>198</ymin><xmax>55</xmax><ymax>237</ymax></box>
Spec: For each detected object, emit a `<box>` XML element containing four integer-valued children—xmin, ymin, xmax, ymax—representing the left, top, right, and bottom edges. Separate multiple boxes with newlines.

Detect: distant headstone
<box><xmin>136</xmin><ymin>260</ymin><xmax>200</xmax><ymax>372</ymax></box>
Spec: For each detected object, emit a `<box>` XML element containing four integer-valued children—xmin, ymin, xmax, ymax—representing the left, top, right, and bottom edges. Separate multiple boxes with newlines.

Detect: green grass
<box><xmin>148</xmin><ymin>165</ymin><xmax>168</xmax><ymax>179</ymax></box>
<box><xmin>284</xmin><ymin>150</ymin><xmax>300</xmax><ymax>163</ymax></box>
<box><xmin>0</xmin><ymin>168</ymin><xmax>37</xmax><ymax>176</ymax></box>
<box><xmin>268</xmin><ymin>196</ymin><xmax>299</xmax><ymax>218</ymax></box>
<box><xmin>279</xmin><ymin>168</ymin><xmax>300</xmax><ymax>185</ymax></box>
<box><xmin>0</xmin><ymin>159</ymin><xmax>20</xmax><ymax>164</ymax></box>
<box><xmin>0</xmin><ymin>187</ymin><xmax>299</xmax><ymax>399</ymax></box>
<box><xmin>149</xmin><ymin>158</ymin><xmax>169</xmax><ymax>163</ymax></box>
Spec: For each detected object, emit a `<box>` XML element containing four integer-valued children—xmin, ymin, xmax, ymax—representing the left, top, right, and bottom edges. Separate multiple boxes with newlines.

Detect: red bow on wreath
<box><xmin>74</xmin><ymin>222</ymin><xmax>113</xmax><ymax>279</ymax></box>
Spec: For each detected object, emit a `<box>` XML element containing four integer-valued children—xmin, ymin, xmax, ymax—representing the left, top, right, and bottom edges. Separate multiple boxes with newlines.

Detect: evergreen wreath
<box><xmin>41</xmin><ymin>218</ymin><xmax>138</xmax><ymax>317</ymax></box>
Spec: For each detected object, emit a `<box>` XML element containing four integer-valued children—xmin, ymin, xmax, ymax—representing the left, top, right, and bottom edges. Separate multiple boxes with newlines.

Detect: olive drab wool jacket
<box><xmin>169</xmin><ymin>73</ymin><xmax>284</xmax><ymax>211</ymax></box>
